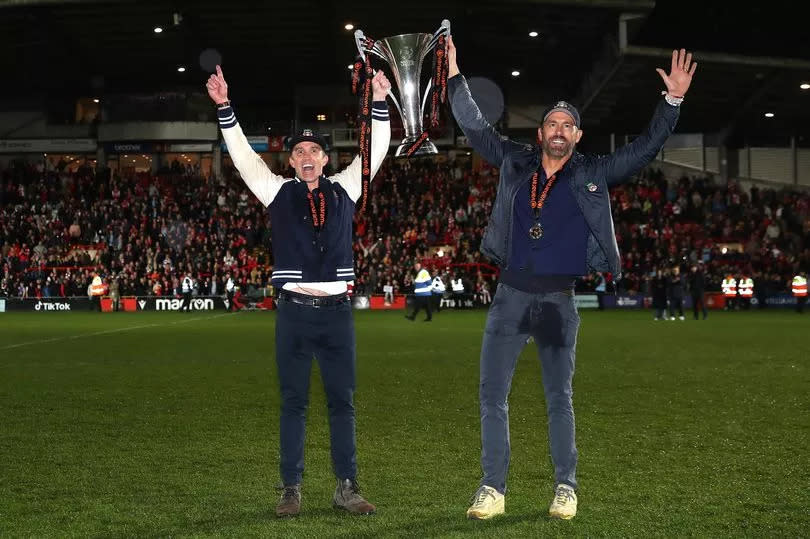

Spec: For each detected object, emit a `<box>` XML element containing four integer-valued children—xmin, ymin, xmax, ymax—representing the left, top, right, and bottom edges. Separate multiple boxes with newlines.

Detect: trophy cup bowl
<box><xmin>355</xmin><ymin>20</ymin><xmax>451</xmax><ymax>157</ymax></box>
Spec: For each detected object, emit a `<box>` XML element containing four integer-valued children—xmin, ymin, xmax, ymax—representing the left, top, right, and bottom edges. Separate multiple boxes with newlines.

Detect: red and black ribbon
<box><xmin>530</xmin><ymin>172</ymin><xmax>558</xmax><ymax>218</ymax></box>
<box><xmin>307</xmin><ymin>191</ymin><xmax>326</xmax><ymax>229</ymax></box>
<box><xmin>352</xmin><ymin>39</ymin><xmax>375</xmax><ymax>215</ymax></box>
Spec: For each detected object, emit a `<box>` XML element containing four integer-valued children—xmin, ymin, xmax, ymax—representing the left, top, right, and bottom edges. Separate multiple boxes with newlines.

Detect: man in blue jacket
<box><xmin>447</xmin><ymin>37</ymin><xmax>697</xmax><ymax>520</ymax></box>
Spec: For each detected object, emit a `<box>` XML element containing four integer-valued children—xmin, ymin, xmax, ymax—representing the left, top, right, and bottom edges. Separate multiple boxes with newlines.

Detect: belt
<box><xmin>277</xmin><ymin>290</ymin><xmax>349</xmax><ymax>308</ymax></box>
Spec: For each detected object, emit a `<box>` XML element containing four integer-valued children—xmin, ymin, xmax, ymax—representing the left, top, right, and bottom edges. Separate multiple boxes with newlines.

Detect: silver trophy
<box><xmin>355</xmin><ymin>20</ymin><xmax>451</xmax><ymax>157</ymax></box>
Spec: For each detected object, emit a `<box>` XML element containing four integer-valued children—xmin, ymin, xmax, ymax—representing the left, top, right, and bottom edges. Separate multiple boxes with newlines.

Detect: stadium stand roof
<box><xmin>1</xmin><ymin>0</ymin><xmax>808</xmax><ymax>140</ymax></box>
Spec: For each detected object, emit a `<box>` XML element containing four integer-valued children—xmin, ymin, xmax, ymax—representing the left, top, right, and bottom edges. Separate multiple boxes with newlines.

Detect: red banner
<box><xmin>101</xmin><ymin>297</ymin><xmax>138</xmax><ymax>312</ymax></box>
<box><xmin>268</xmin><ymin>136</ymin><xmax>284</xmax><ymax>152</ymax></box>
<box><xmin>370</xmin><ymin>295</ymin><xmax>406</xmax><ymax>310</ymax></box>
<box><xmin>704</xmin><ymin>292</ymin><xmax>726</xmax><ymax>310</ymax></box>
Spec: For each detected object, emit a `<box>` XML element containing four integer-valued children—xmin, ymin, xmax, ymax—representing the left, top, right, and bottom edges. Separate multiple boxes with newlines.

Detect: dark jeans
<box><xmin>408</xmin><ymin>295</ymin><xmax>432</xmax><ymax>320</ymax></box>
<box><xmin>479</xmin><ymin>283</ymin><xmax>580</xmax><ymax>493</ymax></box>
<box><xmin>275</xmin><ymin>295</ymin><xmax>356</xmax><ymax>486</ymax></box>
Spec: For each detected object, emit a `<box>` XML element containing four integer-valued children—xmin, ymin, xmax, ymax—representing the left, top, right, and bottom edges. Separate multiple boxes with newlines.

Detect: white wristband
<box><xmin>662</xmin><ymin>91</ymin><xmax>684</xmax><ymax>106</ymax></box>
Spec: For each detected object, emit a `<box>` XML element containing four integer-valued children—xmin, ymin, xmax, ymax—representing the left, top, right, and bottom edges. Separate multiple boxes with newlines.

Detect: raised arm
<box><xmin>206</xmin><ymin>65</ymin><xmax>288</xmax><ymax>207</ymax></box>
<box><xmin>604</xmin><ymin>49</ymin><xmax>697</xmax><ymax>186</ymax></box>
<box><xmin>331</xmin><ymin>71</ymin><xmax>392</xmax><ymax>202</ymax></box>
<box><xmin>446</xmin><ymin>36</ymin><xmax>524</xmax><ymax>168</ymax></box>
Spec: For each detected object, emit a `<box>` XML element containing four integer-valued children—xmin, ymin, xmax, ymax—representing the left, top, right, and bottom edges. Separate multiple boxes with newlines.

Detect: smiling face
<box><xmin>537</xmin><ymin>111</ymin><xmax>583</xmax><ymax>159</ymax></box>
<box><xmin>289</xmin><ymin>142</ymin><xmax>328</xmax><ymax>184</ymax></box>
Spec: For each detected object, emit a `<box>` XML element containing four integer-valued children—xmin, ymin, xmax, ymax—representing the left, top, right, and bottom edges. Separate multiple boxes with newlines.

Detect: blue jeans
<box><xmin>274</xmin><ymin>297</ymin><xmax>357</xmax><ymax>486</ymax></box>
<box><xmin>479</xmin><ymin>283</ymin><xmax>580</xmax><ymax>493</ymax></box>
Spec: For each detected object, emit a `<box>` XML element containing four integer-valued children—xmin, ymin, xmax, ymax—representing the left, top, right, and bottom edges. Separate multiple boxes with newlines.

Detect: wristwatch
<box><xmin>216</xmin><ymin>101</ymin><xmax>231</xmax><ymax>109</ymax></box>
<box><xmin>662</xmin><ymin>92</ymin><xmax>683</xmax><ymax>106</ymax></box>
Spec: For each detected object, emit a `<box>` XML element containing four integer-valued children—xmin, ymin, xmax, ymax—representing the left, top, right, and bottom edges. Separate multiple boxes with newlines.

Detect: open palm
<box><xmin>655</xmin><ymin>49</ymin><xmax>697</xmax><ymax>97</ymax></box>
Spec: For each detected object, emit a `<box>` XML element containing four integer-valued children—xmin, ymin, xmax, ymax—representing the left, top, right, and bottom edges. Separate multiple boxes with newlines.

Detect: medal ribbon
<box><xmin>530</xmin><ymin>171</ymin><xmax>558</xmax><ymax>219</ymax></box>
<box><xmin>352</xmin><ymin>38</ymin><xmax>375</xmax><ymax>214</ymax></box>
<box><xmin>307</xmin><ymin>191</ymin><xmax>326</xmax><ymax>229</ymax></box>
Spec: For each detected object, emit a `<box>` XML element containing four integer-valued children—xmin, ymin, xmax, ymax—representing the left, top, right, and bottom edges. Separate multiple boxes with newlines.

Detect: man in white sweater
<box><xmin>206</xmin><ymin>65</ymin><xmax>391</xmax><ymax>518</ymax></box>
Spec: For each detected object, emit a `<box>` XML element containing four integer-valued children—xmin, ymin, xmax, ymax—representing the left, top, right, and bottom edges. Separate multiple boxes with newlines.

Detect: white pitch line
<box><xmin>0</xmin><ymin>312</ymin><xmax>238</xmax><ymax>351</ymax></box>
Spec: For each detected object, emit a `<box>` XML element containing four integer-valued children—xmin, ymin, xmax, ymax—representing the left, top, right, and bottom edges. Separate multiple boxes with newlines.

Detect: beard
<box><xmin>541</xmin><ymin>137</ymin><xmax>575</xmax><ymax>158</ymax></box>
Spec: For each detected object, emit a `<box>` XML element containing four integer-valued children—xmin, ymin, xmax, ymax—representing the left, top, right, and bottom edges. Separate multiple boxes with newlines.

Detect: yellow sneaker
<box><xmin>466</xmin><ymin>485</ymin><xmax>505</xmax><ymax>520</ymax></box>
<box><xmin>549</xmin><ymin>483</ymin><xmax>577</xmax><ymax>520</ymax></box>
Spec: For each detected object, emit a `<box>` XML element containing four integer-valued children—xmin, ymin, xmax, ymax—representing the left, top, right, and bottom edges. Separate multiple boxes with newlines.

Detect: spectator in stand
<box><xmin>1</xmin><ymin>121</ymin><xmax>809</xmax><ymax>305</ymax></box>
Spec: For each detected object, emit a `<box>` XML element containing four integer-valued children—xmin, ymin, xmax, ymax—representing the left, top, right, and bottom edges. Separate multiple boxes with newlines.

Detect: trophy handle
<box><xmin>355</xmin><ymin>32</ymin><xmax>406</xmax><ymax>127</ymax></box>
<box><xmin>354</xmin><ymin>29</ymin><xmax>368</xmax><ymax>61</ymax></box>
<box><xmin>420</xmin><ymin>78</ymin><xmax>432</xmax><ymax>120</ymax></box>
<box><xmin>420</xmin><ymin>20</ymin><xmax>451</xmax><ymax>119</ymax></box>
<box><xmin>387</xmin><ymin>90</ymin><xmax>405</xmax><ymax>125</ymax></box>
<box><xmin>426</xmin><ymin>19</ymin><xmax>452</xmax><ymax>50</ymax></box>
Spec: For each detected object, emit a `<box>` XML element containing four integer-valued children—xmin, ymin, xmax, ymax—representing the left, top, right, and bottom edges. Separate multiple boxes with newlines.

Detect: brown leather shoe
<box><xmin>333</xmin><ymin>479</ymin><xmax>376</xmax><ymax>515</ymax></box>
<box><xmin>275</xmin><ymin>485</ymin><xmax>301</xmax><ymax>518</ymax></box>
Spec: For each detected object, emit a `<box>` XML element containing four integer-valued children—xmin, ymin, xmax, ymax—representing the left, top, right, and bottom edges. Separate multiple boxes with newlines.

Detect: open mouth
<box><xmin>302</xmin><ymin>164</ymin><xmax>315</xmax><ymax>172</ymax></box>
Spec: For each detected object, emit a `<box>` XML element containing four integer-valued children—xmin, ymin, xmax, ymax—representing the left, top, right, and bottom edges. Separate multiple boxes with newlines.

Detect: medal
<box><xmin>529</xmin><ymin>170</ymin><xmax>558</xmax><ymax>240</ymax></box>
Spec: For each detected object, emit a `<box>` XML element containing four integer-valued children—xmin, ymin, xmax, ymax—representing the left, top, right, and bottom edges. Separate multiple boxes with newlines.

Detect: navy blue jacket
<box><xmin>448</xmin><ymin>75</ymin><xmax>679</xmax><ymax>278</ymax></box>
<box><xmin>266</xmin><ymin>178</ymin><xmax>357</xmax><ymax>284</ymax></box>
<box><xmin>218</xmin><ymin>102</ymin><xmax>390</xmax><ymax>287</ymax></box>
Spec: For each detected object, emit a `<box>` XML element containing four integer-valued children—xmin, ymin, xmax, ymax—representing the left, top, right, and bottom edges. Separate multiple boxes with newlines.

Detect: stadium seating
<box><xmin>1</xmin><ymin>157</ymin><xmax>808</xmax><ymax>299</ymax></box>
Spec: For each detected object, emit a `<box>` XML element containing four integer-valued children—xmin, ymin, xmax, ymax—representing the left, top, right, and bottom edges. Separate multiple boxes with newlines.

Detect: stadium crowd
<box><xmin>1</xmin><ymin>155</ymin><xmax>809</xmax><ymax>301</ymax></box>
<box><xmin>0</xmin><ymin>159</ymin><xmax>273</xmax><ymax>300</ymax></box>
<box><xmin>608</xmin><ymin>167</ymin><xmax>810</xmax><ymax>298</ymax></box>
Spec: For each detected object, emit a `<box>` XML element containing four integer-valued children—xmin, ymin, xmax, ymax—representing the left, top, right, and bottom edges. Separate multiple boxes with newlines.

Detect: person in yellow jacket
<box><xmin>737</xmin><ymin>274</ymin><xmax>754</xmax><ymax>310</ymax></box>
<box><xmin>406</xmin><ymin>262</ymin><xmax>433</xmax><ymax>322</ymax></box>
<box><xmin>721</xmin><ymin>274</ymin><xmax>737</xmax><ymax>311</ymax></box>
<box><xmin>792</xmin><ymin>272</ymin><xmax>807</xmax><ymax>314</ymax></box>
<box><xmin>89</xmin><ymin>272</ymin><xmax>106</xmax><ymax>312</ymax></box>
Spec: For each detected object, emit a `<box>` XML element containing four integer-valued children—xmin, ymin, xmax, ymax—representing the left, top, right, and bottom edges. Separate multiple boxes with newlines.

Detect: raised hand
<box><xmin>206</xmin><ymin>65</ymin><xmax>229</xmax><ymax>105</ymax></box>
<box><xmin>447</xmin><ymin>36</ymin><xmax>459</xmax><ymax>78</ymax></box>
<box><xmin>656</xmin><ymin>49</ymin><xmax>697</xmax><ymax>97</ymax></box>
<box><xmin>371</xmin><ymin>70</ymin><xmax>392</xmax><ymax>101</ymax></box>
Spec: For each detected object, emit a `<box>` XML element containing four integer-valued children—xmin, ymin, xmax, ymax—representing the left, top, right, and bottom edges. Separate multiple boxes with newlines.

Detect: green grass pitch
<box><xmin>1</xmin><ymin>309</ymin><xmax>808</xmax><ymax>537</ymax></box>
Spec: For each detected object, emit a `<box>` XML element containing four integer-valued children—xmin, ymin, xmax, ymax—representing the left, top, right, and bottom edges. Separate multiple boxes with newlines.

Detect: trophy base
<box><xmin>395</xmin><ymin>139</ymin><xmax>438</xmax><ymax>158</ymax></box>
